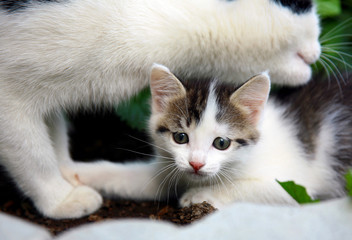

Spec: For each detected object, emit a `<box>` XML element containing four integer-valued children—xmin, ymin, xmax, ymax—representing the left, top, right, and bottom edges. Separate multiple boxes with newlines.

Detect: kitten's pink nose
<box><xmin>189</xmin><ymin>161</ymin><xmax>204</xmax><ymax>173</ymax></box>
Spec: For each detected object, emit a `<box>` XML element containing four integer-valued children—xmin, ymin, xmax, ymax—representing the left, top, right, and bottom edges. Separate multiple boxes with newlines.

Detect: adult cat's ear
<box><xmin>230</xmin><ymin>73</ymin><xmax>271</xmax><ymax>125</ymax></box>
<box><xmin>150</xmin><ymin>64</ymin><xmax>186</xmax><ymax>113</ymax></box>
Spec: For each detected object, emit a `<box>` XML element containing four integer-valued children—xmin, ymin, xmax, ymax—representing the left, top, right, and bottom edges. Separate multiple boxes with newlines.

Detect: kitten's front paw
<box><xmin>180</xmin><ymin>188</ymin><xmax>222</xmax><ymax>209</ymax></box>
<box><xmin>49</xmin><ymin>186</ymin><xmax>102</xmax><ymax>219</ymax></box>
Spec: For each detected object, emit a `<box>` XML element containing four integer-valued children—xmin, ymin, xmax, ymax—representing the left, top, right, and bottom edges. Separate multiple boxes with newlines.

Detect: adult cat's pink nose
<box><xmin>189</xmin><ymin>161</ymin><xmax>204</xmax><ymax>173</ymax></box>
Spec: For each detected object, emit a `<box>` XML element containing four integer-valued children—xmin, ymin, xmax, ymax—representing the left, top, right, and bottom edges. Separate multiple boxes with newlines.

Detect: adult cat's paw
<box><xmin>48</xmin><ymin>186</ymin><xmax>102</xmax><ymax>219</ymax></box>
<box><xmin>180</xmin><ymin>188</ymin><xmax>223</xmax><ymax>209</ymax></box>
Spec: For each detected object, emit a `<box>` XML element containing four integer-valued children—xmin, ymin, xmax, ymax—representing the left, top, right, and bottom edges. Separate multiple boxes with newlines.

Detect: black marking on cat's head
<box><xmin>157</xmin><ymin>126</ymin><xmax>170</xmax><ymax>134</ymax></box>
<box><xmin>181</xmin><ymin>78</ymin><xmax>212</xmax><ymax>126</ymax></box>
<box><xmin>235</xmin><ymin>138</ymin><xmax>249</xmax><ymax>147</ymax></box>
<box><xmin>271</xmin><ymin>0</ymin><xmax>313</xmax><ymax>14</ymax></box>
<box><xmin>0</xmin><ymin>0</ymin><xmax>62</xmax><ymax>12</ymax></box>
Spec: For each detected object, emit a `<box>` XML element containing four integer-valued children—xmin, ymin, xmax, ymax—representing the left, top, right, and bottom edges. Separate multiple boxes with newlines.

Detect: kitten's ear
<box><xmin>150</xmin><ymin>64</ymin><xmax>186</xmax><ymax>113</ymax></box>
<box><xmin>230</xmin><ymin>73</ymin><xmax>271</xmax><ymax>125</ymax></box>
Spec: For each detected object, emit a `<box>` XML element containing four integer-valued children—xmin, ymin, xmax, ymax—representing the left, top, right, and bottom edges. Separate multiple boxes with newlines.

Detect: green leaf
<box><xmin>115</xmin><ymin>88</ymin><xmax>151</xmax><ymax>131</ymax></box>
<box><xmin>345</xmin><ymin>169</ymin><xmax>352</xmax><ymax>197</ymax></box>
<box><xmin>277</xmin><ymin>180</ymin><xmax>320</xmax><ymax>204</ymax></box>
<box><xmin>315</xmin><ymin>0</ymin><xmax>341</xmax><ymax>17</ymax></box>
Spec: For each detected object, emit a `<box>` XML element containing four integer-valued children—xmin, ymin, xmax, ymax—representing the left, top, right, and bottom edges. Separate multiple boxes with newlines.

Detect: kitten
<box><xmin>63</xmin><ymin>64</ymin><xmax>351</xmax><ymax>208</ymax></box>
<box><xmin>0</xmin><ymin>0</ymin><xmax>321</xmax><ymax>218</ymax></box>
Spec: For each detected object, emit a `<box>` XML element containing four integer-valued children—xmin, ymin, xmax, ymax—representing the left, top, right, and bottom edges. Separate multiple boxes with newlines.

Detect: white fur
<box><xmin>63</xmin><ymin>70</ymin><xmax>346</xmax><ymax>209</ymax></box>
<box><xmin>0</xmin><ymin>0</ymin><xmax>321</xmax><ymax>218</ymax></box>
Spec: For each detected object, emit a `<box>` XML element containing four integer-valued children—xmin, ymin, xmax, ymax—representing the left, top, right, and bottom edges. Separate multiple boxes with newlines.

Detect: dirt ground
<box><xmin>0</xmin><ymin>111</ymin><xmax>216</xmax><ymax>235</ymax></box>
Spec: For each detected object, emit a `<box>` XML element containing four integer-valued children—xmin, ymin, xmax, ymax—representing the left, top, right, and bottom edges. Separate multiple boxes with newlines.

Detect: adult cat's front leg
<box><xmin>61</xmin><ymin>159</ymin><xmax>172</xmax><ymax>201</ymax></box>
<box><xmin>0</xmin><ymin>109</ymin><xmax>102</xmax><ymax>219</ymax></box>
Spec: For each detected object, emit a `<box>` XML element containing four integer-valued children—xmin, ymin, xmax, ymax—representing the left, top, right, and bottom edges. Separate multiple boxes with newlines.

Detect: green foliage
<box><xmin>316</xmin><ymin>0</ymin><xmax>341</xmax><ymax>17</ymax></box>
<box><xmin>345</xmin><ymin>169</ymin><xmax>352</xmax><ymax>197</ymax></box>
<box><xmin>277</xmin><ymin>180</ymin><xmax>320</xmax><ymax>204</ymax></box>
<box><xmin>279</xmin><ymin>170</ymin><xmax>352</xmax><ymax>204</ymax></box>
<box><xmin>115</xmin><ymin>88</ymin><xmax>151</xmax><ymax>131</ymax></box>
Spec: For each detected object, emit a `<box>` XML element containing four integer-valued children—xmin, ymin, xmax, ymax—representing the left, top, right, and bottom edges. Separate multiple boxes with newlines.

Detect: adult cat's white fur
<box><xmin>0</xmin><ymin>0</ymin><xmax>320</xmax><ymax>218</ymax></box>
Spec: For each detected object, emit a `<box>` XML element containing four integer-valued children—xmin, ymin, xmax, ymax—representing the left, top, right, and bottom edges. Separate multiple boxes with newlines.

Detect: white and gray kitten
<box><xmin>64</xmin><ymin>64</ymin><xmax>351</xmax><ymax>209</ymax></box>
<box><xmin>0</xmin><ymin>0</ymin><xmax>320</xmax><ymax>218</ymax></box>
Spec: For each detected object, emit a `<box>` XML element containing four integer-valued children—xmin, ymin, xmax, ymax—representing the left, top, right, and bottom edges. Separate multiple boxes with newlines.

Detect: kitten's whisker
<box><xmin>155</xmin><ymin>167</ymin><xmax>178</xmax><ymax>203</ymax></box>
<box><xmin>141</xmin><ymin>162</ymin><xmax>175</xmax><ymax>194</ymax></box>
<box><xmin>167</xmin><ymin>168</ymin><xmax>180</xmax><ymax>199</ymax></box>
<box><xmin>220</xmin><ymin>171</ymin><xmax>235</xmax><ymax>186</ymax></box>
<box><xmin>173</xmin><ymin>171</ymin><xmax>184</xmax><ymax>199</ymax></box>
<box><xmin>217</xmin><ymin>173</ymin><xmax>232</xmax><ymax>196</ymax></box>
<box><xmin>147</xmin><ymin>160</ymin><xmax>175</xmax><ymax>164</ymax></box>
<box><xmin>114</xmin><ymin>147</ymin><xmax>173</xmax><ymax>160</ymax></box>
<box><xmin>127</xmin><ymin>135</ymin><xmax>173</xmax><ymax>155</ymax></box>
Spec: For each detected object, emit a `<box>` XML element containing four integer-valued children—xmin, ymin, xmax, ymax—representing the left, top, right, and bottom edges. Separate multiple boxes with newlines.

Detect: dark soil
<box><xmin>0</xmin><ymin>111</ymin><xmax>216</xmax><ymax>235</ymax></box>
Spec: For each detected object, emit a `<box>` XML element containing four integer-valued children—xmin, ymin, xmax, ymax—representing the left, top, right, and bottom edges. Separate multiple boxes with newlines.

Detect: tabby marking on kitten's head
<box><xmin>149</xmin><ymin>64</ymin><xmax>270</xmax><ymax>181</ymax></box>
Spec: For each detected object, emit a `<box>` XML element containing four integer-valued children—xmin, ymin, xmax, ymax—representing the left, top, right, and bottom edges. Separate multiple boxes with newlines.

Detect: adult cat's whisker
<box><xmin>326</xmin><ymin>51</ymin><xmax>352</xmax><ymax>61</ymax></box>
<box><xmin>320</xmin><ymin>54</ymin><xmax>346</xmax><ymax>89</ymax></box>
<box><xmin>321</xmin><ymin>52</ymin><xmax>352</xmax><ymax>77</ymax></box>
<box><xmin>322</xmin><ymin>46</ymin><xmax>352</xmax><ymax>60</ymax></box>
<box><xmin>320</xmin><ymin>54</ymin><xmax>346</xmax><ymax>83</ymax></box>
<box><xmin>319</xmin><ymin>55</ymin><xmax>341</xmax><ymax>88</ymax></box>
<box><xmin>323</xmin><ymin>42</ymin><xmax>352</xmax><ymax>48</ymax></box>
<box><xmin>320</xmin><ymin>34</ymin><xmax>352</xmax><ymax>44</ymax></box>
<box><xmin>319</xmin><ymin>18</ymin><xmax>352</xmax><ymax>42</ymax></box>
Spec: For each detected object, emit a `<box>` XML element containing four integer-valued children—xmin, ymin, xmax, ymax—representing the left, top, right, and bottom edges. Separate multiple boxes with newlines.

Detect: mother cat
<box><xmin>0</xmin><ymin>0</ymin><xmax>320</xmax><ymax>219</ymax></box>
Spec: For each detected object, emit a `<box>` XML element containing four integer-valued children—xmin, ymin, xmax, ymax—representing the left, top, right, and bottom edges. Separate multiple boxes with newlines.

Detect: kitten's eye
<box><xmin>173</xmin><ymin>132</ymin><xmax>189</xmax><ymax>144</ymax></box>
<box><xmin>213</xmin><ymin>137</ymin><xmax>231</xmax><ymax>150</ymax></box>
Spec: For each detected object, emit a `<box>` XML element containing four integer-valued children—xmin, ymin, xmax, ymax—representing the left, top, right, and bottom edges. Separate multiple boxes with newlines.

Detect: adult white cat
<box><xmin>0</xmin><ymin>0</ymin><xmax>320</xmax><ymax>219</ymax></box>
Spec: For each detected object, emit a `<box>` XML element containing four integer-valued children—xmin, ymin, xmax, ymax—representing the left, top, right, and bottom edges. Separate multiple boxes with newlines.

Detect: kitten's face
<box><xmin>149</xmin><ymin>65</ymin><xmax>270</xmax><ymax>182</ymax></box>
